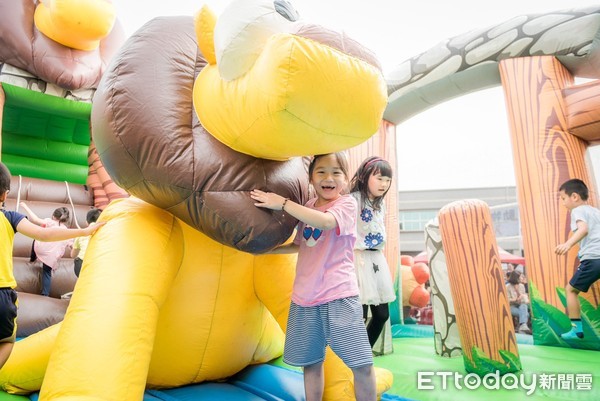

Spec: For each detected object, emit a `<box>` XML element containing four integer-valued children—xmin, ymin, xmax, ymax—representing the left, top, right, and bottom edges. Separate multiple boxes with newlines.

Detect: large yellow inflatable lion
<box><xmin>0</xmin><ymin>1</ymin><xmax>389</xmax><ymax>400</ymax></box>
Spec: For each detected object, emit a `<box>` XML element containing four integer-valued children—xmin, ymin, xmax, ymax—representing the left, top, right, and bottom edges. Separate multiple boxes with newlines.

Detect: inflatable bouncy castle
<box><xmin>0</xmin><ymin>1</ymin><xmax>599</xmax><ymax>401</ymax></box>
<box><xmin>0</xmin><ymin>0</ymin><xmax>391</xmax><ymax>400</ymax></box>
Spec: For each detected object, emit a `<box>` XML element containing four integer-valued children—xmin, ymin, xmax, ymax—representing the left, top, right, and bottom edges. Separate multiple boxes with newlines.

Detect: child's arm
<box><xmin>506</xmin><ymin>286</ymin><xmax>518</xmax><ymax>303</ymax></box>
<box><xmin>19</xmin><ymin>202</ymin><xmax>46</xmax><ymax>226</ymax></box>
<box><xmin>16</xmin><ymin>218</ymin><xmax>104</xmax><ymax>242</ymax></box>
<box><xmin>555</xmin><ymin>220</ymin><xmax>588</xmax><ymax>255</ymax></box>
<box><xmin>70</xmin><ymin>239</ymin><xmax>81</xmax><ymax>258</ymax></box>
<box><xmin>250</xmin><ymin>189</ymin><xmax>337</xmax><ymax>230</ymax></box>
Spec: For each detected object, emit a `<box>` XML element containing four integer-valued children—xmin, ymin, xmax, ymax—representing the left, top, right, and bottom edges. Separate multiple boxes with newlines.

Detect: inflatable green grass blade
<box><xmin>530</xmin><ymin>282</ymin><xmax>571</xmax><ymax>346</ymax></box>
<box><xmin>579</xmin><ymin>297</ymin><xmax>600</xmax><ymax>348</ymax></box>
<box><xmin>559</xmin><ymin>286</ymin><xmax>600</xmax><ymax>346</ymax></box>
<box><xmin>498</xmin><ymin>349</ymin><xmax>522</xmax><ymax>371</ymax></box>
<box><xmin>529</xmin><ymin>283</ymin><xmax>599</xmax><ymax>350</ymax></box>
<box><xmin>0</xmin><ymin>391</ymin><xmax>28</xmax><ymax>400</ymax></box>
<box><xmin>554</xmin><ymin>286</ymin><xmax>600</xmax><ymax>349</ymax></box>
<box><xmin>464</xmin><ymin>347</ymin><xmax>520</xmax><ymax>376</ymax></box>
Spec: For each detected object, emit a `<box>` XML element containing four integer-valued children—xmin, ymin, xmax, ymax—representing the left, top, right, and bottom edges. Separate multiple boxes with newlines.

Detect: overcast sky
<box><xmin>114</xmin><ymin>0</ymin><xmax>600</xmax><ymax>191</ymax></box>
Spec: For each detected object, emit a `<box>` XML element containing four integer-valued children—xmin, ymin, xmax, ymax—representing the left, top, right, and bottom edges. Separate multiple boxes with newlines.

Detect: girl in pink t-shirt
<box><xmin>20</xmin><ymin>203</ymin><xmax>72</xmax><ymax>296</ymax></box>
<box><xmin>251</xmin><ymin>152</ymin><xmax>376</xmax><ymax>401</ymax></box>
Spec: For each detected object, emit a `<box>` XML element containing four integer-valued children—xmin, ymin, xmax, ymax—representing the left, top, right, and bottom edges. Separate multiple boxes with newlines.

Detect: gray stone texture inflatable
<box><xmin>384</xmin><ymin>6</ymin><xmax>600</xmax><ymax>124</ymax></box>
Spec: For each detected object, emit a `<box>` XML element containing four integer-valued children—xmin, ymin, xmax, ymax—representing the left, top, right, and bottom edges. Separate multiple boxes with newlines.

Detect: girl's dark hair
<box><xmin>349</xmin><ymin>156</ymin><xmax>393</xmax><ymax>211</ymax></box>
<box><xmin>508</xmin><ymin>270</ymin><xmax>521</xmax><ymax>285</ymax></box>
<box><xmin>308</xmin><ymin>152</ymin><xmax>351</xmax><ymax>192</ymax></box>
<box><xmin>86</xmin><ymin>208</ymin><xmax>102</xmax><ymax>224</ymax></box>
<box><xmin>53</xmin><ymin>207</ymin><xmax>70</xmax><ymax>224</ymax></box>
<box><xmin>559</xmin><ymin>178</ymin><xmax>589</xmax><ymax>201</ymax></box>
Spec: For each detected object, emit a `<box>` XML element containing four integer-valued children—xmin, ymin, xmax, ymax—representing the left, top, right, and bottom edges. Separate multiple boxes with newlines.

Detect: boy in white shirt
<box><xmin>555</xmin><ymin>179</ymin><xmax>600</xmax><ymax>340</ymax></box>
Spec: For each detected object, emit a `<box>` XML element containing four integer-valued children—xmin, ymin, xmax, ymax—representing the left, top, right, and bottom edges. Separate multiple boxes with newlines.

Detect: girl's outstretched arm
<box><xmin>19</xmin><ymin>202</ymin><xmax>45</xmax><ymax>226</ymax></box>
<box><xmin>16</xmin><ymin>218</ymin><xmax>104</xmax><ymax>242</ymax></box>
<box><xmin>250</xmin><ymin>189</ymin><xmax>337</xmax><ymax>230</ymax></box>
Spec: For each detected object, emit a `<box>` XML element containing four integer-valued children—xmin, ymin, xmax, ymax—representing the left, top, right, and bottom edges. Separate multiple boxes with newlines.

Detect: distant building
<box><xmin>398</xmin><ymin>186</ymin><xmax>521</xmax><ymax>256</ymax></box>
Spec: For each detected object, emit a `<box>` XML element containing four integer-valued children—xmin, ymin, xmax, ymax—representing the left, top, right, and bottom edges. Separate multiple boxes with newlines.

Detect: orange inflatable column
<box><xmin>439</xmin><ymin>199</ymin><xmax>521</xmax><ymax>375</ymax></box>
<box><xmin>499</xmin><ymin>56</ymin><xmax>600</xmax><ymax>316</ymax></box>
<box><xmin>87</xmin><ymin>141</ymin><xmax>128</xmax><ymax>209</ymax></box>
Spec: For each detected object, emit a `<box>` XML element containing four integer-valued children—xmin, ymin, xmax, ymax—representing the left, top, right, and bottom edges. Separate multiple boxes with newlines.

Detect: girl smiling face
<box><xmin>309</xmin><ymin>153</ymin><xmax>350</xmax><ymax>207</ymax></box>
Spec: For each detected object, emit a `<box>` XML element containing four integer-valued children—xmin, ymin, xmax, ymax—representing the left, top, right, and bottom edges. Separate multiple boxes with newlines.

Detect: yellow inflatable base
<box><xmin>0</xmin><ymin>198</ymin><xmax>392</xmax><ymax>400</ymax></box>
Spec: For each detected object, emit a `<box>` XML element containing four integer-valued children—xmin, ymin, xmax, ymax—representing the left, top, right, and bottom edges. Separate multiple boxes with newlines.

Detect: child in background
<box><xmin>20</xmin><ymin>203</ymin><xmax>72</xmax><ymax>296</ymax></box>
<box><xmin>250</xmin><ymin>152</ymin><xmax>376</xmax><ymax>401</ymax></box>
<box><xmin>349</xmin><ymin>156</ymin><xmax>396</xmax><ymax>349</ymax></box>
<box><xmin>0</xmin><ymin>162</ymin><xmax>103</xmax><ymax>369</ymax></box>
<box><xmin>71</xmin><ymin>208</ymin><xmax>102</xmax><ymax>277</ymax></box>
<box><xmin>555</xmin><ymin>178</ymin><xmax>600</xmax><ymax>340</ymax></box>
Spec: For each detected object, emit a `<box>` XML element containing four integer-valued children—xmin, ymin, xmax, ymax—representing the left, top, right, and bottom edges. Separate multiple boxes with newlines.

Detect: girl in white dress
<box><xmin>350</xmin><ymin>157</ymin><xmax>396</xmax><ymax>347</ymax></box>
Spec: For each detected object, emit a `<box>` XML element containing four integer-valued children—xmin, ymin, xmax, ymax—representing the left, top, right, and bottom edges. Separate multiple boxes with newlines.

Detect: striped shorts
<box><xmin>283</xmin><ymin>296</ymin><xmax>373</xmax><ymax>369</ymax></box>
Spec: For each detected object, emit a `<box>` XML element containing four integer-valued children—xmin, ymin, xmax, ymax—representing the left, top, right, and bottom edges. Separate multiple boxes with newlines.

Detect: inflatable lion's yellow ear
<box><xmin>34</xmin><ymin>0</ymin><xmax>116</xmax><ymax>51</ymax></box>
<box><xmin>195</xmin><ymin>5</ymin><xmax>217</xmax><ymax>65</ymax></box>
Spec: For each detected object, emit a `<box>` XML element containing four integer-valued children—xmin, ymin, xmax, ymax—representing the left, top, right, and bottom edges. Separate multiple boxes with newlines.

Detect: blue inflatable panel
<box><xmin>392</xmin><ymin>324</ymin><xmax>434</xmax><ymax>338</ymax></box>
<box><xmin>146</xmin><ymin>383</ymin><xmax>266</xmax><ymax>401</ymax></box>
<box><xmin>393</xmin><ymin>324</ymin><xmax>534</xmax><ymax>344</ymax></box>
<box><xmin>231</xmin><ymin>364</ymin><xmax>305</xmax><ymax>401</ymax></box>
<box><xmin>24</xmin><ymin>365</ymin><xmax>303</xmax><ymax>401</ymax></box>
<box><xmin>381</xmin><ymin>393</ymin><xmax>417</xmax><ymax>401</ymax></box>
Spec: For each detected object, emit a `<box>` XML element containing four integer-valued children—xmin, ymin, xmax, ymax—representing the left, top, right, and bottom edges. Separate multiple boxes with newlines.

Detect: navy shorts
<box><xmin>570</xmin><ymin>259</ymin><xmax>600</xmax><ymax>292</ymax></box>
<box><xmin>0</xmin><ymin>288</ymin><xmax>18</xmax><ymax>342</ymax></box>
<box><xmin>283</xmin><ymin>296</ymin><xmax>373</xmax><ymax>369</ymax></box>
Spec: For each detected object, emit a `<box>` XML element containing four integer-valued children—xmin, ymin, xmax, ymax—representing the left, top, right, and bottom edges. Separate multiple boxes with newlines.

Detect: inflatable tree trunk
<box><xmin>439</xmin><ymin>199</ymin><xmax>521</xmax><ymax>376</ymax></box>
<box><xmin>500</xmin><ymin>56</ymin><xmax>600</xmax><ymax>349</ymax></box>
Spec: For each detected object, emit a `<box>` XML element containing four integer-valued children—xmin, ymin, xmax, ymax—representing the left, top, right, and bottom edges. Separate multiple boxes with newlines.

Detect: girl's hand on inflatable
<box><xmin>250</xmin><ymin>189</ymin><xmax>286</xmax><ymax>211</ymax></box>
<box><xmin>85</xmin><ymin>221</ymin><xmax>106</xmax><ymax>235</ymax></box>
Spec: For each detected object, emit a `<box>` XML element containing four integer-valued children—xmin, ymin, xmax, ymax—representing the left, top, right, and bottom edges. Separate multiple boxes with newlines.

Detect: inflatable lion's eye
<box><xmin>274</xmin><ymin>0</ymin><xmax>299</xmax><ymax>22</ymax></box>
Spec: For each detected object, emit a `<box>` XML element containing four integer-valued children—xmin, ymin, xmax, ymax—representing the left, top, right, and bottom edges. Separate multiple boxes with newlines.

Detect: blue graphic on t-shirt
<box><xmin>303</xmin><ymin>226</ymin><xmax>323</xmax><ymax>248</ymax></box>
<box><xmin>364</xmin><ymin>232</ymin><xmax>383</xmax><ymax>248</ymax></box>
<box><xmin>361</xmin><ymin>208</ymin><xmax>373</xmax><ymax>222</ymax></box>
<box><xmin>303</xmin><ymin>226</ymin><xmax>323</xmax><ymax>241</ymax></box>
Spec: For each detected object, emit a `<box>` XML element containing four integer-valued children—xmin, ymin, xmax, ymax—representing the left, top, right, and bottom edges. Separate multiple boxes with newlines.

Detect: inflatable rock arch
<box><xmin>384</xmin><ymin>6</ymin><xmax>600</xmax><ymax>124</ymax></box>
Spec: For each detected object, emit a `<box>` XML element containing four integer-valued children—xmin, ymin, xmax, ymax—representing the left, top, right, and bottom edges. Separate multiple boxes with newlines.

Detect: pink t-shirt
<box><xmin>292</xmin><ymin>195</ymin><xmax>359</xmax><ymax>306</ymax></box>
<box><xmin>34</xmin><ymin>218</ymin><xmax>72</xmax><ymax>270</ymax></box>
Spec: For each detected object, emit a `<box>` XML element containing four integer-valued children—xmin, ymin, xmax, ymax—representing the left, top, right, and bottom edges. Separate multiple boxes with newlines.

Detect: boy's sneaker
<box><xmin>518</xmin><ymin>324</ymin><xmax>532</xmax><ymax>334</ymax></box>
<box><xmin>561</xmin><ymin>328</ymin><xmax>583</xmax><ymax>340</ymax></box>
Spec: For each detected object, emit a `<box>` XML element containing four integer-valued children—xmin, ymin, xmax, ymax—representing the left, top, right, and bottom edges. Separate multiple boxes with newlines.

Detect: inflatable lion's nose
<box><xmin>193</xmin><ymin>0</ymin><xmax>388</xmax><ymax>160</ymax></box>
